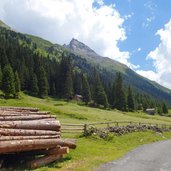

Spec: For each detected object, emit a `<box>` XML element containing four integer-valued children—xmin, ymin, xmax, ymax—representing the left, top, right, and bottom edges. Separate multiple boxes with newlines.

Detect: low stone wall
<box><xmin>84</xmin><ymin>124</ymin><xmax>171</xmax><ymax>138</ymax></box>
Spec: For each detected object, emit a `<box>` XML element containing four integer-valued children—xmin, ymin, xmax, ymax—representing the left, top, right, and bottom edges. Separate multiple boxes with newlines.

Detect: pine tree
<box><xmin>110</xmin><ymin>82</ymin><xmax>116</xmax><ymax>108</ymax></box>
<box><xmin>157</xmin><ymin>104</ymin><xmax>162</xmax><ymax>115</ymax></box>
<box><xmin>0</xmin><ymin>67</ymin><xmax>2</xmax><ymax>89</ymax></box>
<box><xmin>2</xmin><ymin>64</ymin><xmax>15</xmax><ymax>98</ymax></box>
<box><xmin>37</xmin><ymin>66</ymin><xmax>48</xmax><ymax>98</ymax></box>
<box><xmin>14</xmin><ymin>71</ymin><xmax>21</xmax><ymax>98</ymax></box>
<box><xmin>127</xmin><ymin>86</ymin><xmax>135</xmax><ymax>111</ymax></box>
<box><xmin>162</xmin><ymin>103</ymin><xmax>168</xmax><ymax>114</ymax></box>
<box><xmin>50</xmin><ymin>82</ymin><xmax>56</xmax><ymax>96</ymax></box>
<box><xmin>82</xmin><ymin>74</ymin><xmax>91</xmax><ymax>104</ymax></box>
<box><xmin>64</xmin><ymin>65</ymin><xmax>73</xmax><ymax>100</ymax></box>
<box><xmin>58</xmin><ymin>53</ymin><xmax>68</xmax><ymax>97</ymax></box>
<box><xmin>73</xmin><ymin>72</ymin><xmax>82</xmax><ymax>95</ymax></box>
<box><xmin>142</xmin><ymin>98</ymin><xmax>148</xmax><ymax>112</ymax></box>
<box><xmin>93</xmin><ymin>71</ymin><xmax>108</xmax><ymax>108</ymax></box>
<box><xmin>0</xmin><ymin>48</ymin><xmax>8</xmax><ymax>68</ymax></box>
<box><xmin>30</xmin><ymin>72</ymin><xmax>39</xmax><ymax>96</ymax></box>
<box><xmin>114</xmin><ymin>73</ymin><xmax>126</xmax><ymax>111</ymax></box>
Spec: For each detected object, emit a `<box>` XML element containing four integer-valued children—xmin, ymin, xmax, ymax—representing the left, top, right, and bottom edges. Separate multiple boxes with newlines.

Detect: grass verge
<box><xmin>35</xmin><ymin>131</ymin><xmax>171</xmax><ymax>171</ymax></box>
<box><xmin>1</xmin><ymin>93</ymin><xmax>171</xmax><ymax>170</ymax></box>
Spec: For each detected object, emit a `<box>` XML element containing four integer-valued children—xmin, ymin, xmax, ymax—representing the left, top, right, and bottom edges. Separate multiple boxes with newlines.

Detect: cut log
<box><xmin>46</xmin><ymin>147</ymin><xmax>69</xmax><ymax>155</ymax></box>
<box><xmin>0</xmin><ymin>135</ymin><xmax>60</xmax><ymax>141</ymax></box>
<box><xmin>0</xmin><ymin>115</ymin><xmax>56</xmax><ymax>121</ymax></box>
<box><xmin>0</xmin><ymin>120</ymin><xmax>60</xmax><ymax>130</ymax></box>
<box><xmin>0</xmin><ymin>139</ymin><xmax>76</xmax><ymax>154</ymax></box>
<box><xmin>0</xmin><ymin>106</ymin><xmax>77</xmax><ymax>169</ymax></box>
<box><xmin>0</xmin><ymin>107</ymin><xmax>39</xmax><ymax>112</ymax></box>
<box><xmin>0</xmin><ymin>112</ymin><xmax>50</xmax><ymax>116</ymax></box>
<box><xmin>28</xmin><ymin>154</ymin><xmax>62</xmax><ymax>169</ymax></box>
<box><xmin>0</xmin><ymin>128</ymin><xmax>60</xmax><ymax>136</ymax></box>
<box><xmin>52</xmin><ymin>139</ymin><xmax>77</xmax><ymax>149</ymax></box>
<box><xmin>23</xmin><ymin>147</ymin><xmax>69</xmax><ymax>156</ymax></box>
<box><xmin>0</xmin><ymin>139</ymin><xmax>60</xmax><ymax>154</ymax></box>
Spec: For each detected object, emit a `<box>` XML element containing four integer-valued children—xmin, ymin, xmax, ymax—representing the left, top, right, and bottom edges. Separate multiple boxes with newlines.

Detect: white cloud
<box><xmin>0</xmin><ymin>0</ymin><xmax>131</xmax><ymax>66</ymax></box>
<box><xmin>142</xmin><ymin>16</ymin><xmax>155</xmax><ymax>28</ymax></box>
<box><xmin>137</xmin><ymin>70</ymin><xmax>158</xmax><ymax>81</ymax></box>
<box><xmin>137</xmin><ymin>19</ymin><xmax>171</xmax><ymax>89</ymax></box>
<box><xmin>95</xmin><ymin>0</ymin><xmax>104</xmax><ymax>6</ymax></box>
<box><xmin>142</xmin><ymin>1</ymin><xmax>157</xmax><ymax>28</ymax></box>
<box><xmin>137</xmin><ymin>48</ymin><xmax>141</xmax><ymax>52</ymax></box>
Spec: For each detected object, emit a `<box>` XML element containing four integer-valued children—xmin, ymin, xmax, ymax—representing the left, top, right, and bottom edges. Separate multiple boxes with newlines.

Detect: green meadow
<box><xmin>1</xmin><ymin>93</ymin><xmax>171</xmax><ymax>171</ymax></box>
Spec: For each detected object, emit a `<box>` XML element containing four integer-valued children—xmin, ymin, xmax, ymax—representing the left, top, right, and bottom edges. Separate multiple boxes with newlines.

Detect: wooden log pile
<box><xmin>0</xmin><ymin>106</ymin><xmax>76</xmax><ymax>169</ymax></box>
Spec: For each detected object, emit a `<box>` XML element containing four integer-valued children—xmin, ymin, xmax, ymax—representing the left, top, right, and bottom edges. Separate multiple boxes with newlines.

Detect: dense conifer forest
<box><xmin>0</xmin><ymin>27</ymin><xmax>168</xmax><ymax>114</ymax></box>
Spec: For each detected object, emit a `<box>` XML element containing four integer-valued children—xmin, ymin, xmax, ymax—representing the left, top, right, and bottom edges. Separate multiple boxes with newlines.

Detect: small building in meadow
<box><xmin>146</xmin><ymin>108</ymin><xmax>156</xmax><ymax>115</ymax></box>
<box><xmin>73</xmin><ymin>94</ymin><xmax>83</xmax><ymax>101</ymax></box>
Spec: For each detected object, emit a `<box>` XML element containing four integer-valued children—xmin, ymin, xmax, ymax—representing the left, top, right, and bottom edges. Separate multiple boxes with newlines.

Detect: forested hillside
<box><xmin>0</xmin><ymin>25</ymin><xmax>170</xmax><ymax>114</ymax></box>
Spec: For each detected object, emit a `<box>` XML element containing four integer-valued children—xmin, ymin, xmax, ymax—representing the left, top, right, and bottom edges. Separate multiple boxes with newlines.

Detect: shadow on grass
<box><xmin>1</xmin><ymin>154</ymin><xmax>72</xmax><ymax>171</ymax></box>
<box><xmin>47</xmin><ymin>155</ymin><xmax>72</xmax><ymax>169</ymax></box>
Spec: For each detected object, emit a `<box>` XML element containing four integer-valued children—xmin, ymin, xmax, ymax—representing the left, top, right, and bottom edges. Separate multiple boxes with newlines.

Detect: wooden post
<box><xmin>84</xmin><ymin>124</ymin><xmax>87</xmax><ymax>134</ymax></box>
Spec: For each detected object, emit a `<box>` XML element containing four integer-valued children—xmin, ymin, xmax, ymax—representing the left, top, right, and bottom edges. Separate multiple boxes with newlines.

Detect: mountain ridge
<box><xmin>0</xmin><ymin>20</ymin><xmax>11</xmax><ymax>29</ymax></box>
<box><xmin>65</xmin><ymin>37</ymin><xmax>171</xmax><ymax>93</ymax></box>
<box><xmin>0</xmin><ymin>20</ymin><xmax>171</xmax><ymax>105</ymax></box>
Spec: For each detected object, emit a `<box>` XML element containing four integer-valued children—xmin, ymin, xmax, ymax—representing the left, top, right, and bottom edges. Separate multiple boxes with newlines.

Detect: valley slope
<box><xmin>1</xmin><ymin>19</ymin><xmax>171</xmax><ymax>105</ymax></box>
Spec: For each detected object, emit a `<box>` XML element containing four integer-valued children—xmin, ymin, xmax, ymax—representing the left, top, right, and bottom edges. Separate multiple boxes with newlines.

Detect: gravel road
<box><xmin>96</xmin><ymin>139</ymin><xmax>171</xmax><ymax>171</ymax></box>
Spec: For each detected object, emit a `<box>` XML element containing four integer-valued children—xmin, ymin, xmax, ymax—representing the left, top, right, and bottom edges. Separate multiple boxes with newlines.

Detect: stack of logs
<box><xmin>0</xmin><ymin>106</ymin><xmax>76</xmax><ymax>169</ymax></box>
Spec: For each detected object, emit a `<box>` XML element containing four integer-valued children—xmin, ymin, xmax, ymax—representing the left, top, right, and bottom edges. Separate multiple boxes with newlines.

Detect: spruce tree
<box><xmin>157</xmin><ymin>104</ymin><xmax>162</xmax><ymax>115</ymax></box>
<box><xmin>127</xmin><ymin>86</ymin><xmax>135</xmax><ymax>111</ymax></box>
<box><xmin>73</xmin><ymin>72</ymin><xmax>82</xmax><ymax>95</ymax></box>
<box><xmin>14</xmin><ymin>71</ymin><xmax>21</xmax><ymax>98</ymax></box>
<box><xmin>93</xmin><ymin>71</ymin><xmax>108</xmax><ymax>108</ymax></box>
<box><xmin>58</xmin><ymin>53</ymin><xmax>69</xmax><ymax>97</ymax></box>
<box><xmin>0</xmin><ymin>67</ymin><xmax>2</xmax><ymax>89</ymax></box>
<box><xmin>30</xmin><ymin>72</ymin><xmax>39</xmax><ymax>96</ymax></box>
<box><xmin>64</xmin><ymin>66</ymin><xmax>73</xmax><ymax>100</ymax></box>
<box><xmin>114</xmin><ymin>73</ymin><xmax>126</xmax><ymax>111</ymax></box>
<box><xmin>82</xmin><ymin>74</ymin><xmax>91</xmax><ymax>104</ymax></box>
<box><xmin>2</xmin><ymin>64</ymin><xmax>15</xmax><ymax>98</ymax></box>
<box><xmin>51</xmin><ymin>82</ymin><xmax>56</xmax><ymax>96</ymax></box>
<box><xmin>37</xmin><ymin>66</ymin><xmax>48</xmax><ymax>98</ymax></box>
<box><xmin>162</xmin><ymin>103</ymin><xmax>168</xmax><ymax>114</ymax></box>
<box><xmin>142</xmin><ymin>101</ymin><xmax>148</xmax><ymax>112</ymax></box>
<box><xmin>110</xmin><ymin>82</ymin><xmax>116</xmax><ymax>108</ymax></box>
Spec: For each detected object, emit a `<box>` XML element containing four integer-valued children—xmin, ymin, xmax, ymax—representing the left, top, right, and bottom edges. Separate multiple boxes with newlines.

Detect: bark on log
<box><xmin>23</xmin><ymin>147</ymin><xmax>69</xmax><ymax>156</ymax></box>
<box><xmin>0</xmin><ymin>135</ymin><xmax>60</xmax><ymax>141</ymax></box>
<box><xmin>28</xmin><ymin>154</ymin><xmax>62</xmax><ymax>169</ymax></box>
<box><xmin>0</xmin><ymin>139</ymin><xmax>60</xmax><ymax>154</ymax></box>
<box><xmin>0</xmin><ymin>112</ymin><xmax>50</xmax><ymax>116</ymax></box>
<box><xmin>52</xmin><ymin>139</ymin><xmax>77</xmax><ymax>149</ymax></box>
<box><xmin>0</xmin><ymin>115</ymin><xmax>56</xmax><ymax>121</ymax></box>
<box><xmin>0</xmin><ymin>107</ymin><xmax>39</xmax><ymax>112</ymax></box>
<box><xmin>46</xmin><ymin>147</ymin><xmax>69</xmax><ymax>155</ymax></box>
<box><xmin>0</xmin><ymin>120</ymin><xmax>60</xmax><ymax>130</ymax></box>
<box><xmin>0</xmin><ymin>128</ymin><xmax>60</xmax><ymax>136</ymax></box>
<box><xmin>0</xmin><ymin>139</ymin><xmax>76</xmax><ymax>154</ymax></box>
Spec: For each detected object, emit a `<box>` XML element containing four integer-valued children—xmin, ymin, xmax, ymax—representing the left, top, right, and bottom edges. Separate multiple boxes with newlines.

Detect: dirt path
<box><xmin>96</xmin><ymin>139</ymin><xmax>171</xmax><ymax>171</ymax></box>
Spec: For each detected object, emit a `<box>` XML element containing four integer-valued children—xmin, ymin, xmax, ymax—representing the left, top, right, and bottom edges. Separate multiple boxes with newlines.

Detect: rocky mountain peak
<box><xmin>67</xmin><ymin>38</ymin><xmax>98</xmax><ymax>57</ymax></box>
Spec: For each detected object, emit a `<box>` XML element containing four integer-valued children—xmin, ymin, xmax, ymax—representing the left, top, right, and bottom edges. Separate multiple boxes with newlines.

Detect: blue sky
<box><xmin>112</xmin><ymin>0</ymin><xmax>171</xmax><ymax>70</ymax></box>
<box><xmin>0</xmin><ymin>0</ymin><xmax>171</xmax><ymax>89</ymax></box>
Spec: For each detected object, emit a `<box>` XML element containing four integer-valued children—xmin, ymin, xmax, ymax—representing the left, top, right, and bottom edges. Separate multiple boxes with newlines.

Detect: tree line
<box><xmin>0</xmin><ymin>27</ymin><xmax>168</xmax><ymax>114</ymax></box>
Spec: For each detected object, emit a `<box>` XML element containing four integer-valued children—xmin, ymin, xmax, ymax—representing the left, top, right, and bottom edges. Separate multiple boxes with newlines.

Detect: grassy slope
<box><xmin>0</xmin><ymin>20</ymin><xmax>10</xmax><ymax>29</ymax></box>
<box><xmin>1</xmin><ymin>93</ymin><xmax>171</xmax><ymax>171</ymax></box>
<box><xmin>1</xmin><ymin>93</ymin><xmax>171</xmax><ymax>125</ymax></box>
